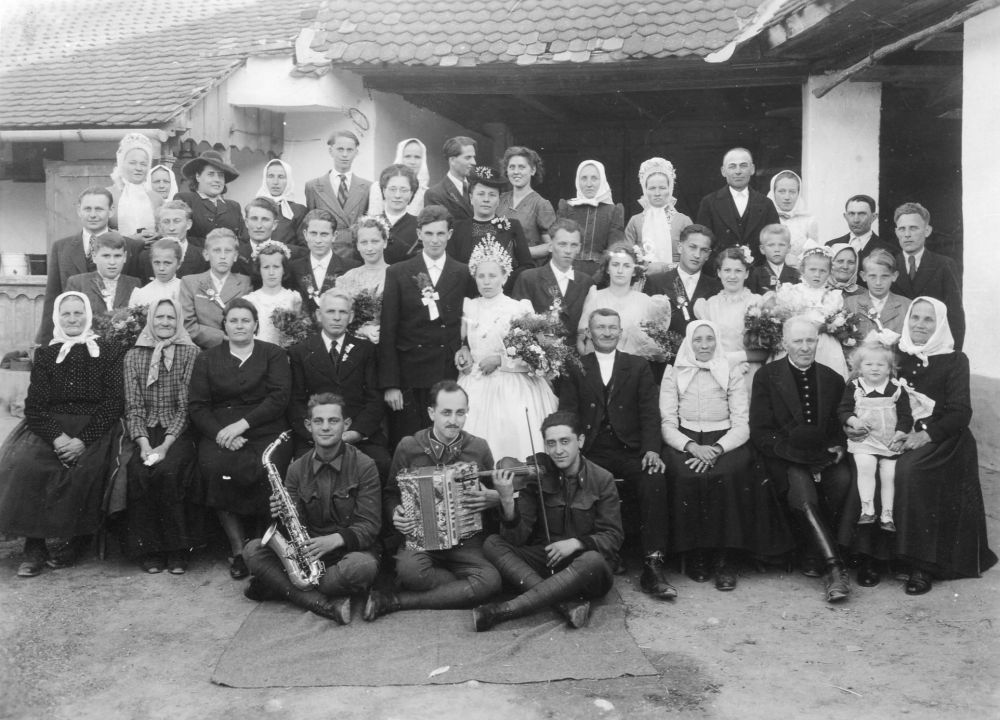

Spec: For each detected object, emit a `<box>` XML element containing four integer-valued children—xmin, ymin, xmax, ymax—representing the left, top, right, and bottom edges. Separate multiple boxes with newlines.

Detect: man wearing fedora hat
<box><xmin>749</xmin><ymin>316</ymin><xmax>852</xmax><ymax>603</ymax></box>
<box><xmin>304</xmin><ymin>130</ymin><xmax>372</xmax><ymax>263</ymax></box>
<box><xmin>175</xmin><ymin>150</ymin><xmax>247</xmax><ymax>247</ymax></box>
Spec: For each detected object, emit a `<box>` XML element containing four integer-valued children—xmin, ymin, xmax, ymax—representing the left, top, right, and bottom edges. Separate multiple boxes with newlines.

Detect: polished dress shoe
<box><xmin>17</xmin><ymin>557</ymin><xmax>46</xmax><ymax>578</ymax></box>
<box><xmin>229</xmin><ymin>554</ymin><xmax>249</xmax><ymax>580</ymax></box>
<box><xmin>167</xmin><ymin>551</ymin><xmax>189</xmax><ymax>575</ymax></box>
<box><xmin>800</xmin><ymin>556</ymin><xmax>824</xmax><ymax>578</ymax></box>
<box><xmin>140</xmin><ymin>555</ymin><xmax>165</xmax><ymax>574</ymax></box>
<box><xmin>824</xmin><ymin>565</ymin><xmax>851</xmax><ymax>603</ymax></box>
<box><xmin>714</xmin><ymin>565</ymin><xmax>737</xmax><ymax>592</ymax></box>
<box><xmin>905</xmin><ymin>570</ymin><xmax>933</xmax><ymax>596</ymax></box>
<box><xmin>640</xmin><ymin>553</ymin><xmax>677</xmax><ymax>599</ymax></box>
<box><xmin>686</xmin><ymin>552</ymin><xmax>711</xmax><ymax>583</ymax></box>
<box><xmin>857</xmin><ymin>559</ymin><xmax>881</xmax><ymax>587</ymax></box>
<box><xmin>362</xmin><ymin>589</ymin><xmax>400</xmax><ymax>621</ymax></box>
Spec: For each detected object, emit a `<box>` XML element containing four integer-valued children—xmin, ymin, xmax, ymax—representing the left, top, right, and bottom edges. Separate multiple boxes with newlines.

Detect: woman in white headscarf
<box><xmin>108</xmin><ymin>132</ymin><xmax>163</xmax><ymax>240</ymax></box>
<box><xmin>147</xmin><ymin>164</ymin><xmax>179</xmax><ymax>201</ymax></box>
<box><xmin>659</xmin><ymin>319</ymin><xmax>792</xmax><ymax>591</ymax></box>
<box><xmin>368</xmin><ymin>138</ymin><xmax>429</xmax><ymax>217</ymax></box>
<box><xmin>0</xmin><ymin>292</ymin><xmax>124</xmax><ymax>577</ymax></box>
<box><xmin>625</xmin><ymin>157</ymin><xmax>693</xmax><ymax>274</ymax></box>
<box><xmin>842</xmin><ymin>296</ymin><xmax>997</xmax><ymax>595</ymax></box>
<box><xmin>767</xmin><ymin>170</ymin><xmax>819</xmax><ymax>269</ymax></box>
<box><xmin>556</xmin><ymin>159</ymin><xmax>626</xmax><ymax>277</ymax></box>
<box><xmin>255</xmin><ymin>158</ymin><xmax>307</xmax><ymax>247</ymax></box>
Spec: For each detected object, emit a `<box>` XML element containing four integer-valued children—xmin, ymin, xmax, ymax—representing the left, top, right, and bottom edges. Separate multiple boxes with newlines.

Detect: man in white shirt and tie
<box><xmin>695</xmin><ymin>147</ymin><xmax>779</xmax><ymax>262</ymax></box>
<box><xmin>513</xmin><ymin>218</ymin><xmax>595</xmax><ymax>338</ymax></box>
<box><xmin>643</xmin><ymin>224</ymin><xmax>722</xmax><ymax>336</ymax></box>
<box><xmin>304</xmin><ymin>130</ymin><xmax>373</xmax><ymax>261</ymax></box>
<box><xmin>289</xmin><ymin>209</ymin><xmax>360</xmax><ymax>315</ymax></box>
<box><xmin>379</xmin><ymin>205</ymin><xmax>474</xmax><ymax>445</ymax></box>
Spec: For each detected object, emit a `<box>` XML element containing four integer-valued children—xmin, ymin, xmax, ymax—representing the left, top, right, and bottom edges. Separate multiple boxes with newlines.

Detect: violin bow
<box><xmin>524</xmin><ymin>408</ymin><xmax>553</xmax><ymax>548</ymax></box>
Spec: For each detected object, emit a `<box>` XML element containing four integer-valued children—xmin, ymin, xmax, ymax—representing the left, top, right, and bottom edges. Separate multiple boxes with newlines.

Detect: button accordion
<box><xmin>397</xmin><ymin>462</ymin><xmax>483</xmax><ymax>551</ymax></box>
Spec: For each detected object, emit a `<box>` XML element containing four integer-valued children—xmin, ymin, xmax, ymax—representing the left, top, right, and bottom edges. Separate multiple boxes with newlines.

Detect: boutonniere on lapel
<box><xmin>544</xmin><ymin>284</ymin><xmax>564</xmax><ymax>317</ymax></box>
<box><xmin>672</xmin><ymin>275</ymin><xmax>691</xmax><ymax>321</ymax></box>
<box><xmin>490</xmin><ymin>215</ymin><xmax>512</xmax><ymax>232</ymax></box>
<box><xmin>341</xmin><ymin>342</ymin><xmax>355</xmax><ymax>361</ymax></box>
<box><xmin>865</xmin><ymin>305</ymin><xmax>885</xmax><ymax>332</ymax></box>
<box><xmin>413</xmin><ymin>273</ymin><xmax>440</xmax><ymax>320</ymax></box>
<box><xmin>92</xmin><ymin>275</ymin><xmax>113</xmax><ymax>304</ymax></box>
<box><xmin>299</xmin><ymin>274</ymin><xmax>322</xmax><ymax>306</ymax></box>
<box><xmin>197</xmin><ymin>281</ymin><xmax>226</xmax><ymax>309</ymax></box>
<box><xmin>769</xmin><ymin>274</ymin><xmax>779</xmax><ymax>290</ymax></box>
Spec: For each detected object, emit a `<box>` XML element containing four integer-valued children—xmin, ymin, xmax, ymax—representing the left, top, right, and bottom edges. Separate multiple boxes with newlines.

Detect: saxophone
<box><xmin>260</xmin><ymin>431</ymin><xmax>325</xmax><ymax>589</ymax></box>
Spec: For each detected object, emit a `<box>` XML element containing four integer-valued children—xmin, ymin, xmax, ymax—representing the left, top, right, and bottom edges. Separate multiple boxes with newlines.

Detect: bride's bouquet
<box><xmin>502</xmin><ymin>311</ymin><xmax>580</xmax><ymax>379</ymax></box>
<box><xmin>750</xmin><ymin>284</ymin><xmax>862</xmax><ymax>350</ymax></box>
<box><xmin>94</xmin><ymin>305</ymin><xmax>147</xmax><ymax>350</ymax></box>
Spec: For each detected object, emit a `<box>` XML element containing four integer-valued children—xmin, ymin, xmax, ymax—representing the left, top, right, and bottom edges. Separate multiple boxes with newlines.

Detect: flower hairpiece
<box><xmin>358</xmin><ymin>214</ymin><xmax>392</xmax><ymax>237</ymax></box>
<box><xmin>254</xmin><ymin>239</ymin><xmax>292</xmax><ymax>260</ymax></box>
<box><xmin>801</xmin><ymin>245</ymin><xmax>833</xmax><ymax>260</ymax></box>
<box><xmin>472</xmin><ymin>166</ymin><xmax>495</xmax><ymax>180</ymax></box>
<box><xmin>468</xmin><ymin>235</ymin><xmax>513</xmax><ymax>276</ymax></box>
<box><xmin>735</xmin><ymin>245</ymin><xmax>754</xmax><ymax>266</ymax></box>
<box><xmin>631</xmin><ymin>243</ymin><xmax>653</xmax><ymax>266</ymax></box>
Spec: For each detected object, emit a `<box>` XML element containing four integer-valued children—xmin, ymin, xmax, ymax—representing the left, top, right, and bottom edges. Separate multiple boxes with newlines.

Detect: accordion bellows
<box><xmin>397</xmin><ymin>462</ymin><xmax>483</xmax><ymax>551</ymax></box>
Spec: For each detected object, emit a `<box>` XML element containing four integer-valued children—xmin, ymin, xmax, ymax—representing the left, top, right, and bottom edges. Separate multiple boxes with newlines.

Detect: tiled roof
<box><xmin>0</xmin><ymin>0</ymin><xmax>319</xmax><ymax>129</ymax></box>
<box><xmin>294</xmin><ymin>0</ymin><xmax>765</xmax><ymax>75</ymax></box>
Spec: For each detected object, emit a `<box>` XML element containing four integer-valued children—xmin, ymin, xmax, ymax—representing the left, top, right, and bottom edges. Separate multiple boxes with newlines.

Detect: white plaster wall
<box><xmin>963</xmin><ymin>6</ymin><xmax>1000</xmax><ymax>469</ymax></box>
<box><xmin>801</xmin><ymin>78</ymin><xmax>881</xmax><ymax>240</ymax></box>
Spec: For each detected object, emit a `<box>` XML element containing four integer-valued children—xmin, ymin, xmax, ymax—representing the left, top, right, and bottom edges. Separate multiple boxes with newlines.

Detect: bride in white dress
<box><xmin>457</xmin><ymin>238</ymin><xmax>557</xmax><ymax>460</ymax></box>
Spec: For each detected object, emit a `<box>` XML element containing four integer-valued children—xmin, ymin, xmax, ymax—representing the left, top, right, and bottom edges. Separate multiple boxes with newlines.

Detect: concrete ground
<box><xmin>0</xmin><ymin>411</ymin><xmax>997</xmax><ymax>720</ymax></box>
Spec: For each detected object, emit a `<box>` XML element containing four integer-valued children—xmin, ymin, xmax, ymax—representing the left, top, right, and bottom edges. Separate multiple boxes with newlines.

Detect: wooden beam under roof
<box><xmin>851</xmin><ymin>64</ymin><xmax>960</xmax><ymax>85</ymax></box>
<box><xmin>512</xmin><ymin>95</ymin><xmax>571</xmax><ymax>123</ymax></box>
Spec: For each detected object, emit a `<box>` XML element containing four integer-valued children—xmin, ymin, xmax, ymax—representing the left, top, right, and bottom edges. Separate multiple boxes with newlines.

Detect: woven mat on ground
<box><xmin>211</xmin><ymin>586</ymin><xmax>657</xmax><ymax>687</ymax></box>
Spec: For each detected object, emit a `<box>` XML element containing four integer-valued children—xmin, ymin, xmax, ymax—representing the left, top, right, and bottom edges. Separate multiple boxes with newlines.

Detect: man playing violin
<box><xmin>362</xmin><ymin>380</ymin><xmax>502</xmax><ymax>620</ymax></box>
<box><xmin>473</xmin><ymin>411</ymin><xmax>623</xmax><ymax>631</ymax></box>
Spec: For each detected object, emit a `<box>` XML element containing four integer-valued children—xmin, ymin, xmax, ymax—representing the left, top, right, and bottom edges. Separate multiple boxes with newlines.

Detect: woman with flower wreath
<box><xmin>448</xmin><ymin>164</ymin><xmax>533</xmax><ymax>292</ymax></box>
<box><xmin>456</xmin><ymin>239</ymin><xmax>557</xmax><ymax>459</ymax></box>
<box><xmin>767</xmin><ymin>244</ymin><xmax>851</xmax><ymax>378</ymax></box>
<box><xmin>577</xmin><ymin>242</ymin><xmax>669</xmax><ymax>361</ymax></box>
<box><xmin>694</xmin><ymin>245</ymin><xmax>769</xmax><ymax>395</ymax></box>
<box><xmin>624</xmin><ymin>157</ymin><xmax>693</xmax><ymax>274</ymax></box>
<box><xmin>243</xmin><ymin>240</ymin><xmax>302</xmax><ymax>345</ymax></box>
<box><xmin>0</xmin><ymin>292</ymin><xmax>124</xmax><ymax>577</ymax></box>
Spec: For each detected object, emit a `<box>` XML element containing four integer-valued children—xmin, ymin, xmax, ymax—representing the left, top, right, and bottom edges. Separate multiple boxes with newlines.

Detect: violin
<box><xmin>464</xmin><ymin>453</ymin><xmax>558</xmax><ymax>490</ymax></box>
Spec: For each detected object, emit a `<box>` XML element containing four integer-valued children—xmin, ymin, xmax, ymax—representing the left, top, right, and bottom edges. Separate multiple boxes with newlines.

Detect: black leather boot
<box><xmin>801</xmin><ymin>503</ymin><xmax>850</xmax><ymax>603</ymax></box>
<box><xmin>362</xmin><ymin>589</ymin><xmax>401</xmax><ymax>621</ymax></box>
<box><xmin>640</xmin><ymin>551</ymin><xmax>677</xmax><ymax>599</ymax></box>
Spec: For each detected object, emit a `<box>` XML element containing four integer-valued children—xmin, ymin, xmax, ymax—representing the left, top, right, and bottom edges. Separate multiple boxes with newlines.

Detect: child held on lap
<box><xmin>838</xmin><ymin>341</ymin><xmax>913</xmax><ymax>531</ymax></box>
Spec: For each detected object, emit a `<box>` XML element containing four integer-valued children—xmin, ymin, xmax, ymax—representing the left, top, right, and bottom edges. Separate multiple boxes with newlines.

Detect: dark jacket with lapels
<box><xmin>377</xmin><ymin>253</ymin><xmax>473</xmax><ymax>390</ymax></box>
<box><xmin>65</xmin><ymin>271</ymin><xmax>142</xmax><ymax>316</ymax></box>
<box><xmin>512</xmin><ymin>262</ymin><xmax>594</xmax><ymax>339</ymax></box>
<box><xmin>424</xmin><ymin>176</ymin><xmax>473</xmax><ymax>220</ymax></box>
<box><xmin>643</xmin><ymin>268</ymin><xmax>722</xmax><ymax>336</ymax></box>
<box><xmin>289</xmin><ymin>252</ymin><xmax>360</xmax><ymax>315</ymax></box>
<box><xmin>695</xmin><ymin>185</ymin><xmax>780</xmax><ymax>262</ymax></box>
<box><xmin>890</xmin><ymin>248</ymin><xmax>965</xmax><ymax>350</ymax></box>
<box><xmin>559</xmin><ymin>350</ymin><xmax>661</xmax><ymax>456</ymax></box>
<box><xmin>287</xmin><ymin>332</ymin><xmax>384</xmax><ymax>449</ymax></box>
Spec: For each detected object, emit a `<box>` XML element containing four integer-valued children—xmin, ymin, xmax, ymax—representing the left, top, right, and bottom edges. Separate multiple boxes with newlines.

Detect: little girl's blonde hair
<box><xmin>847</xmin><ymin>340</ymin><xmax>897</xmax><ymax>380</ymax></box>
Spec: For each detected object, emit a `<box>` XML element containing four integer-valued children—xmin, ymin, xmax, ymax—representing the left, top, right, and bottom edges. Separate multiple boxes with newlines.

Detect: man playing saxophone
<box><xmin>243</xmin><ymin>393</ymin><xmax>381</xmax><ymax>624</ymax></box>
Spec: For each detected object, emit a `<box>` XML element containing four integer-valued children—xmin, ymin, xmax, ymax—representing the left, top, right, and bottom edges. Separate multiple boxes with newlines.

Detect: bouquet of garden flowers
<box><xmin>347</xmin><ymin>287</ymin><xmax>382</xmax><ymax>335</ymax></box>
<box><xmin>753</xmin><ymin>283</ymin><xmax>863</xmax><ymax>351</ymax></box>
<box><xmin>743</xmin><ymin>303</ymin><xmax>785</xmax><ymax>353</ymax></box>
<box><xmin>637</xmin><ymin>296</ymin><xmax>682</xmax><ymax>363</ymax></box>
<box><xmin>502</xmin><ymin>311</ymin><xmax>580</xmax><ymax>378</ymax></box>
<box><xmin>93</xmin><ymin>305</ymin><xmax>147</xmax><ymax>350</ymax></box>
<box><xmin>271</xmin><ymin>307</ymin><xmax>317</xmax><ymax>348</ymax></box>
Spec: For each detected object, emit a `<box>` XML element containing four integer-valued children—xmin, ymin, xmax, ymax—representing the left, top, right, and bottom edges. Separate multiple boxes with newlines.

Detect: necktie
<box><xmin>337</xmin><ymin>174</ymin><xmax>348</xmax><ymax>207</ymax></box>
<box><xmin>462</xmin><ymin>180</ymin><xmax>470</xmax><ymax>198</ymax></box>
<box><xmin>907</xmin><ymin>255</ymin><xmax>917</xmax><ymax>281</ymax></box>
<box><xmin>330</xmin><ymin>340</ymin><xmax>342</xmax><ymax>370</ymax></box>
<box><xmin>87</xmin><ymin>235</ymin><xmax>97</xmax><ymax>263</ymax></box>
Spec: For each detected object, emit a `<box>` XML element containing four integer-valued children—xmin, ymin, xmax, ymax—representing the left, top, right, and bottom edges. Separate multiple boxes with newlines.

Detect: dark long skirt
<box><xmin>126</xmin><ymin>427</ymin><xmax>205</xmax><ymax>557</ymax></box>
<box><xmin>840</xmin><ymin>429</ymin><xmax>997</xmax><ymax>579</ymax></box>
<box><xmin>197</xmin><ymin>432</ymin><xmax>291</xmax><ymax>517</ymax></box>
<box><xmin>0</xmin><ymin>415</ymin><xmax>116</xmax><ymax>538</ymax></box>
<box><xmin>663</xmin><ymin>428</ymin><xmax>794</xmax><ymax>557</ymax></box>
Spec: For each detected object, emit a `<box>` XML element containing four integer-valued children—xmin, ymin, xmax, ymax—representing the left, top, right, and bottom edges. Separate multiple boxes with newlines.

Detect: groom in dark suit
<box><xmin>695</xmin><ymin>147</ymin><xmax>779</xmax><ymax>263</ymax></box>
<box><xmin>378</xmin><ymin>205</ymin><xmax>474</xmax><ymax>445</ymax></box>
<box><xmin>288</xmin><ymin>290</ymin><xmax>390</xmax><ymax>477</ymax></box>
<box><xmin>304</xmin><ymin>129</ymin><xmax>372</xmax><ymax>261</ymax></box>
<box><xmin>423</xmin><ymin>137</ymin><xmax>476</xmax><ymax>222</ymax></box>
<box><xmin>512</xmin><ymin>218</ymin><xmax>594</xmax><ymax>338</ymax></box>
<box><xmin>289</xmin><ymin>209</ymin><xmax>359</xmax><ymax>315</ymax></box>
<box><xmin>750</xmin><ymin>316</ymin><xmax>852</xmax><ymax>603</ymax></box>
<box><xmin>643</xmin><ymin>224</ymin><xmax>722</xmax><ymax>336</ymax></box>
<box><xmin>559</xmin><ymin>308</ymin><xmax>675</xmax><ymax>600</ymax></box>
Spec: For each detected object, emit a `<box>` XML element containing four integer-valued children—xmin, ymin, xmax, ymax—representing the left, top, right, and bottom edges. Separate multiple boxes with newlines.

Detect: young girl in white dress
<box><xmin>770</xmin><ymin>245</ymin><xmax>848</xmax><ymax>378</ymax></box>
<box><xmin>243</xmin><ymin>241</ymin><xmax>301</xmax><ymax>345</ymax></box>
<box><xmin>457</xmin><ymin>238</ymin><xmax>557</xmax><ymax>459</ymax></box>
<box><xmin>694</xmin><ymin>246</ymin><xmax>768</xmax><ymax>394</ymax></box>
